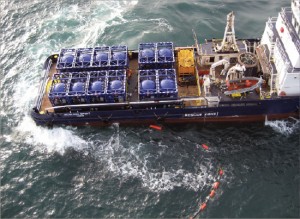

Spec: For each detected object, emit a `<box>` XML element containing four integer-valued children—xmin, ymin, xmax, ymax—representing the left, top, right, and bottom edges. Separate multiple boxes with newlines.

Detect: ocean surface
<box><xmin>1</xmin><ymin>0</ymin><xmax>299</xmax><ymax>218</ymax></box>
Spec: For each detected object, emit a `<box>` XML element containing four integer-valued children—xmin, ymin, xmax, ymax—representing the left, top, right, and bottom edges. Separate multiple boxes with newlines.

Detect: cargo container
<box><xmin>157</xmin><ymin>69</ymin><xmax>178</xmax><ymax>99</ymax></box>
<box><xmin>74</xmin><ymin>48</ymin><xmax>93</xmax><ymax>69</ymax></box>
<box><xmin>86</xmin><ymin>71</ymin><xmax>107</xmax><ymax>103</ymax></box>
<box><xmin>56</xmin><ymin>48</ymin><xmax>76</xmax><ymax>72</ymax></box>
<box><xmin>106</xmin><ymin>70</ymin><xmax>126</xmax><ymax>103</ymax></box>
<box><xmin>68</xmin><ymin>72</ymin><xmax>89</xmax><ymax>104</ymax></box>
<box><xmin>138</xmin><ymin>69</ymin><xmax>158</xmax><ymax>100</ymax></box>
<box><xmin>48</xmin><ymin>72</ymin><xmax>70</xmax><ymax>106</ymax></box>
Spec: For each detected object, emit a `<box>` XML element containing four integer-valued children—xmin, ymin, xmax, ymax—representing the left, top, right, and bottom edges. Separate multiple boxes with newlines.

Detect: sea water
<box><xmin>1</xmin><ymin>0</ymin><xmax>299</xmax><ymax>217</ymax></box>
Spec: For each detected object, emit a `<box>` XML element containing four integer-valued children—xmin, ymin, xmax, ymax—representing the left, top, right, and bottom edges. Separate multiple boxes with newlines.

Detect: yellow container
<box><xmin>178</xmin><ymin>49</ymin><xmax>195</xmax><ymax>76</ymax></box>
<box><xmin>231</xmin><ymin>93</ymin><xmax>241</xmax><ymax>98</ymax></box>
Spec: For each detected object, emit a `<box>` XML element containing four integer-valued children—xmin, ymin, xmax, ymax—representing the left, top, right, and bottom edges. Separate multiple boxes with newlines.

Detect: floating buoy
<box><xmin>202</xmin><ymin>144</ymin><xmax>209</xmax><ymax>150</ymax></box>
<box><xmin>199</xmin><ymin>203</ymin><xmax>207</xmax><ymax>211</ymax></box>
<box><xmin>209</xmin><ymin>190</ymin><xmax>216</xmax><ymax>198</ymax></box>
<box><xmin>219</xmin><ymin>169</ymin><xmax>224</xmax><ymax>176</ymax></box>
<box><xmin>213</xmin><ymin>181</ymin><xmax>220</xmax><ymax>189</ymax></box>
<box><xmin>149</xmin><ymin>125</ymin><xmax>162</xmax><ymax>131</ymax></box>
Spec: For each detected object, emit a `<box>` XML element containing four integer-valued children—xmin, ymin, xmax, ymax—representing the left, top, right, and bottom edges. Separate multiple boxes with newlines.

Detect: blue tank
<box><xmin>141</xmin><ymin>49</ymin><xmax>155</xmax><ymax>58</ymax></box>
<box><xmin>95</xmin><ymin>52</ymin><xmax>109</xmax><ymax>61</ymax></box>
<box><xmin>53</xmin><ymin>83</ymin><xmax>66</xmax><ymax>93</ymax></box>
<box><xmin>49</xmin><ymin>81</ymin><xmax>69</xmax><ymax>106</ymax></box>
<box><xmin>79</xmin><ymin>53</ymin><xmax>92</xmax><ymax>62</ymax></box>
<box><xmin>142</xmin><ymin>79</ymin><xmax>155</xmax><ymax>90</ymax></box>
<box><xmin>112</xmin><ymin>52</ymin><xmax>126</xmax><ymax>60</ymax></box>
<box><xmin>110</xmin><ymin>80</ymin><xmax>122</xmax><ymax>90</ymax></box>
<box><xmin>91</xmin><ymin>81</ymin><xmax>103</xmax><ymax>91</ymax></box>
<box><xmin>138</xmin><ymin>43</ymin><xmax>156</xmax><ymax>68</ymax></box>
<box><xmin>160</xmin><ymin>79</ymin><xmax>175</xmax><ymax>89</ymax></box>
<box><xmin>61</xmin><ymin>53</ymin><xmax>74</xmax><ymax>63</ymax></box>
<box><xmin>72</xmin><ymin>82</ymin><xmax>85</xmax><ymax>92</ymax></box>
<box><xmin>158</xmin><ymin>48</ymin><xmax>172</xmax><ymax>57</ymax></box>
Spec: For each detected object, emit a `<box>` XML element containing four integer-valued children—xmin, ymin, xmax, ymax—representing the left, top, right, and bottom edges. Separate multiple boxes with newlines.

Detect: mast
<box><xmin>192</xmin><ymin>29</ymin><xmax>201</xmax><ymax>56</ymax></box>
<box><xmin>215</xmin><ymin>11</ymin><xmax>239</xmax><ymax>53</ymax></box>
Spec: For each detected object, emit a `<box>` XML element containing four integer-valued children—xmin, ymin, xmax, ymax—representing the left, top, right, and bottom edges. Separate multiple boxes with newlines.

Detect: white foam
<box><xmin>16</xmin><ymin>116</ymin><xmax>89</xmax><ymax>155</ymax></box>
<box><xmin>44</xmin><ymin>0</ymin><xmax>139</xmax><ymax>48</ymax></box>
<box><xmin>123</xmin><ymin>17</ymin><xmax>174</xmax><ymax>32</ymax></box>
<box><xmin>265</xmin><ymin>117</ymin><xmax>300</xmax><ymax>135</ymax></box>
<box><xmin>2</xmin><ymin>135</ymin><xmax>12</xmax><ymax>143</ymax></box>
<box><xmin>89</xmin><ymin>131</ymin><xmax>217</xmax><ymax>192</ymax></box>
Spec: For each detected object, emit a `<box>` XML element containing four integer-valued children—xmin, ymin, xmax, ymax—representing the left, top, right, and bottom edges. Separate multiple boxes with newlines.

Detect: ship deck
<box><xmin>38</xmin><ymin>47</ymin><xmax>271</xmax><ymax>114</ymax></box>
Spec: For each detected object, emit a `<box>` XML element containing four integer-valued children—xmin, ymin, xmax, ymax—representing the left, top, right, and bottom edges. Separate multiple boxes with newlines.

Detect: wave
<box><xmin>85</xmin><ymin>125</ymin><xmax>224</xmax><ymax>193</ymax></box>
<box><xmin>265</xmin><ymin>117</ymin><xmax>300</xmax><ymax>136</ymax></box>
<box><xmin>4</xmin><ymin>119</ymin><xmax>224</xmax><ymax>193</ymax></box>
<box><xmin>15</xmin><ymin>116</ymin><xmax>89</xmax><ymax>154</ymax></box>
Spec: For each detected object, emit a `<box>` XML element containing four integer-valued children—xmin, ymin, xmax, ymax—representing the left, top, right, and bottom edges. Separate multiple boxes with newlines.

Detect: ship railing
<box><xmin>34</xmin><ymin>59</ymin><xmax>52</xmax><ymax>111</ymax></box>
<box><xmin>275</xmin><ymin>38</ymin><xmax>293</xmax><ymax>72</ymax></box>
<box><xmin>44</xmin><ymin>97</ymin><xmax>209</xmax><ymax>111</ymax></box>
<box><xmin>280</xmin><ymin>7</ymin><xmax>300</xmax><ymax>54</ymax></box>
<box><xmin>44</xmin><ymin>100</ymin><xmax>182</xmax><ymax>111</ymax></box>
<box><xmin>266</xmin><ymin>17</ymin><xmax>277</xmax><ymax>42</ymax></box>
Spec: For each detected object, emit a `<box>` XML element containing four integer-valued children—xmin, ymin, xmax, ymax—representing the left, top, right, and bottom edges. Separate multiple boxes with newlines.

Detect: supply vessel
<box><xmin>31</xmin><ymin>0</ymin><xmax>300</xmax><ymax>126</ymax></box>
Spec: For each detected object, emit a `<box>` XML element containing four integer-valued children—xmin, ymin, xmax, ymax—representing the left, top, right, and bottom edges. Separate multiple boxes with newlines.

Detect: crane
<box><xmin>209</xmin><ymin>59</ymin><xmax>230</xmax><ymax>80</ymax></box>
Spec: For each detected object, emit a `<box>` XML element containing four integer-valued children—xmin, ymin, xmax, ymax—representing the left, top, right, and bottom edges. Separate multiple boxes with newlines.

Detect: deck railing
<box><xmin>275</xmin><ymin>38</ymin><xmax>293</xmax><ymax>72</ymax></box>
<box><xmin>34</xmin><ymin>59</ymin><xmax>52</xmax><ymax>111</ymax></box>
<box><xmin>266</xmin><ymin>17</ymin><xmax>277</xmax><ymax>43</ymax></box>
<box><xmin>280</xmin><ymin>7</ymin><xmax>300</xmax><ymax>54</ymax></box>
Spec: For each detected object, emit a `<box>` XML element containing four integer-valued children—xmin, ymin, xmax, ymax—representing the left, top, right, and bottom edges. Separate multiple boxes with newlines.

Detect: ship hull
<box><xmin>31</xmin><ymin>97</ymin><xmax>300</xmax><ymax>126</ymax></box>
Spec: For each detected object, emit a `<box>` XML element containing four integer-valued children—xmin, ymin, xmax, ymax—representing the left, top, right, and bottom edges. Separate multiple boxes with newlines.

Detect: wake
<box><xmin>265</xmin><ymin>117</ymin><xmax>300</xmax><ymax>136</ymax></box>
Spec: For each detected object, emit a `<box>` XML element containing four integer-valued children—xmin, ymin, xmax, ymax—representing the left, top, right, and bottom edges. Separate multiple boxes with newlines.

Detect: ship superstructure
<box><xmin>260</xmin><ymin>0</ymin><xmax>300</xmax><ymax>96</ymax></box>
<box><xmin>31</xmin><ymin>1</ymin><xmax>299</xmax><ymax>126</ymax></box>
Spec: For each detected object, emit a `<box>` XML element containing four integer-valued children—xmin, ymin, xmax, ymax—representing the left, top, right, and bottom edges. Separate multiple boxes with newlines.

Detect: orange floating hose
<box><xmin>199</xmin><ymin>203</ymin><xmax>207</xmax><ymax>211</ymax></box>
<box><xmin>149</xmin><ymin>125</ymin><xmax>162</xmax><ymax>131</ymax></box>
<box><xmin>202</xmin><ymin>144</ymin><xmax>209</xmax><ymax>150</ymax></box>
<box><xmin>213</xmin><ymin>181</ymin><xmax>220</xmax><ymax>190</ymax></box>
<box><xmin>209</xmin><ymin>190</ymin><xmax>216</xmax><ymax>198</ymax></box>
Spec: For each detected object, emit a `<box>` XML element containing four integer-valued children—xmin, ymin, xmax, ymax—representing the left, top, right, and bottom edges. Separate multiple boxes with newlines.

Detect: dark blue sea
<box><xmin>1</xmin><ymin>0</ymin><xmax>299</xmax><ymax>218</ymax></box>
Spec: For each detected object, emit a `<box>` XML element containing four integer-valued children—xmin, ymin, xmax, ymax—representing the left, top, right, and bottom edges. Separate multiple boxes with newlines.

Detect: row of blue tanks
<box><xmin>48</xmin><ymin>42</ymin><xmax>178</xmax><ymax>106</ymax></box>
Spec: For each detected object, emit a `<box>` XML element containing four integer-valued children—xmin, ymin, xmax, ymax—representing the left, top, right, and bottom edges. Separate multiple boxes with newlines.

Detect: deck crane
<box><xmin>209</xmin><ymin>59</ymin><xmax>230</xmax><ymax>80</ymax></box>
